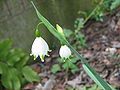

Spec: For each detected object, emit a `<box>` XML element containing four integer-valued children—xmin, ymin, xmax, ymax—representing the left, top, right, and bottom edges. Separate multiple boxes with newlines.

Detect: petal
<box><xmin>40</xmin><ymin>54</ymin><xmax>44</xmax><ymax>62</ymax></box>
<box><xmin>31</xmin><ymin>37</ymin><xmax>49</xmax><ymax>55</ymax></box>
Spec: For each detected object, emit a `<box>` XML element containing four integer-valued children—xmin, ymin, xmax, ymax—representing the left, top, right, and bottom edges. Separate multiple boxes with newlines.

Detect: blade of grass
<box><xmin>31</xmin><ymin>1</ymin><xmax>115</xmax><ymax>90</ymax></box>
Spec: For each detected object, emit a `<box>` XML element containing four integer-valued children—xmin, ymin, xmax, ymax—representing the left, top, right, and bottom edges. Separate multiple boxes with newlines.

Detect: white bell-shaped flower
<box><xmin>31</xmin><ymin>37</ymin><xmax>50</xmax><ymax>62</ymax></box>
<box><xmin>59</xmin><ymin>45</ymin><xmax>71</xmax><ymax>59</ymax></box>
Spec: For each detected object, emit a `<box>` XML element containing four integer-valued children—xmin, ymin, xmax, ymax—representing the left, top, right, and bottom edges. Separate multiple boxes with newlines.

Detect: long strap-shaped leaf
<box><xmin>31</xmin><ymin>2</ymin><xmax>115</xmax><ymax>90</ymax></box>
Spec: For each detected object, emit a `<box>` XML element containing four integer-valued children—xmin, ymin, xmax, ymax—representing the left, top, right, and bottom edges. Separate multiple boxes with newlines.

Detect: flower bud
<box><xmin>35</xmin><ymin>29</ymin><xmax>41</xmax><ymax>37</ymax></box>
<box><xmin>56</xmin><ymin>24</ymin><xmax>64</xmax><ymax>36</ymax></box>
<box><xmin>59</xmin><ymin>45</ymin><xmax>71</xmax><ymax>59</ymax></box>
<box><xmin>31</xmin><ymin>37</ymin><xmax>50</xmax><ymax>62</ymax></box>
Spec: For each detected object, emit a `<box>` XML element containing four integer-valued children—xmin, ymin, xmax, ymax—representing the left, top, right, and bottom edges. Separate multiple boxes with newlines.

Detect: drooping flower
<box><xmin>31</xmin><ymin>37</ymin><xmax>50</xmax><ymax>62</ymax></box>
<box><xmin>59</xmin><ymin>45</ymin><xmax>71</xmax><ymax>59</ymax></box>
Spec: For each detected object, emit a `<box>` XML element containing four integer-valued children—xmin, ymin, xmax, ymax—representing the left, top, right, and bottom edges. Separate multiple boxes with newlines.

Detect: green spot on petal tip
<box><xmin>40</xmin><ymin>54</ymin><xmax>44</xmax><ymax>62</ymax></box>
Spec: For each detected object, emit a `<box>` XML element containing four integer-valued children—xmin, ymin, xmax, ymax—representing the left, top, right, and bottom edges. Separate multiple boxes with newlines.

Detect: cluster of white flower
<box><xmin>31</xmin><ymin>37</ymin><xmax>71</xmax><ymax>62</ymax></box>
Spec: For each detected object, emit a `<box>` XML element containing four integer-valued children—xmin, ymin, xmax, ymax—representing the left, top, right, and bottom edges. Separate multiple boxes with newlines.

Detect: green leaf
<box><xmin>69</xmin><ymin>57</ymin><xmax>78</xmax><ymax>63</ymax></box>
<box><xmin>0</xmin><ymin>63</ymin><xmax>2</xmax><ymax>74</ymax></box>
<box><xmin>0</xmin><ymin>68</ymin><xmax>2</xmax><ymax>74</ymax></box>
<box><xmin>15</xmin><ymin>55</ymin><xmax>29</xmax><ymax>69</ymax></box>
<box><xmin>110</xmin><ymin>0</ymin><xmax>120</xmax><ymax>10</ymax></box>
<box><xmin>69</xmin><ymin>62</ymin><xmax>79</xmax><ymax>73</ymax></box>
<box><xmin>62</xmin><ymin>60</ymin><xmax>79</xmax><ymax>73</ymax></box>
<box><xmin>62</xmin><ymin>61</ymin><xmax>69</xmax><ymax>70</ymax></box>
<box><xmin>1</xmin><ymin>74</ymin><xmax>12</xmax><ymax>89</ymax></box>
<box><xmin>10</xmin><ymin>68</ymin><xmax>21</xmax><ymax>90</ymax></box>
<box><xmin>75</xmin><ymin>18</ymin><xmax>84</xmax><ymax>29</ymax></box>
<box><xmin>51</xmin><ymin>64</ymin><xmax>61</xmax><ymax>74</ymax></box>
<box><xmin>7</xmin><ymin>49</ymin><xmax>27</xmax><ymax>66</ymax></box>
<box><xmin>63</xmin><ymin>28</ymin><xmax>73</xmax><ymax>38</ymax></box>
<box><xmin>12</xmin><ymin>76</ymin><xmax>21</xmax><ymax>90</ymax></box>
<box><xmin>0</xmin><ymin>39</ymin><xmax>12</xmax><ymax>60</ymax></box>
<box><xmin>1</xmin><ymin>67</ymin><xmax>21</xmax><ymax>90</ymax></box>
<box><xmin>22</xmin><ymin>66</ymin><xmax>39</xmax><ymax>82</ymax></box>
<box><xmin>82</xmin><ymin>64</ymin><xmax>115</xmax><ymax>90</ymax></box>
<box><xmin>88</xmin><ymin>84</ymin><xmax>98</xmax><ymax>90</ymax></box>
<box><xmin>76</xmin><ymin>32</ymin><xmax>87</xmax><ymax>47</ymax></box>
<box><xmin>0</xmin><ymin>62</ymin><xmax>8</xmax><ymax>74</ymax></box>
<box><xmin>1</xmin><ymin>66</ymin><xmax>12</xmax><ymax>89</ymax></box>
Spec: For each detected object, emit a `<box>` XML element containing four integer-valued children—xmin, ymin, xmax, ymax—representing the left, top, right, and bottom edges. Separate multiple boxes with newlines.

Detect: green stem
<box><xmin>83</xmin><ymin>0</ymin><xmax>104</xmax><ymax>24</ymax></box>
<box><xmin>76</xmin><ymin>0</ymin><xmax>104</xmax><ymax>32</ymax></box>
<box><xmin>36</xmin><ymin>22</ymin><xmax>43</xmax><ymax>30</ymax></box>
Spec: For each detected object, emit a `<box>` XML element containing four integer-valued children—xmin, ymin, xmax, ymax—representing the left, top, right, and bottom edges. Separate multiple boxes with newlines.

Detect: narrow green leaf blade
<box><xmin>82</xmin><ymin>63</ymin><xmax>114</xmax><ymax>90</ymax></box>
